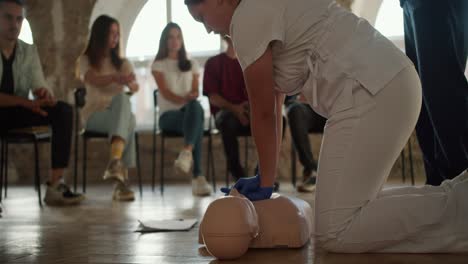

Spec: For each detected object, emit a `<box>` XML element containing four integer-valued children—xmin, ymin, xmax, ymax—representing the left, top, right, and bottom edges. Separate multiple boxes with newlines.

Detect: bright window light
<box><xmin>126</xmin><ymin>0</ymin><xmax>167</xmax><ymax>58</ymax></box>
<box><xmin>19</xmin><ymin>19</ymin><xmax>33</xmax><ymax>44</ymax></box>
<box><xmin>171</xmin><ymin>0</ymin><xmax>220</xmax><ymax>56</ymax></box>
<box><xmin>375</xmin><ymin>0</ymin><xmax>404</xmax><ymax>37</ymax></box>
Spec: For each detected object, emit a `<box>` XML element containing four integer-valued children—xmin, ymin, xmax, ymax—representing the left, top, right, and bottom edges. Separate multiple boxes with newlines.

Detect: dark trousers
<box><xmin>0</xmin><ymin>101</ymin><xmax>73</xmax><ymax>169</ymax></box>
<box><xmin>402</xmin><ymin>0</ymin><xmax>468</xmax><ymax>185</ymax></box>
<box><xmin>287</xmin><ymin>102</ymin><xmax>326</xmax><ymax>174</ymax></box>
<box><xmin>215</xmin><ymin>110</ymin><xmax>250</xmax><ymax>179</ymax></box>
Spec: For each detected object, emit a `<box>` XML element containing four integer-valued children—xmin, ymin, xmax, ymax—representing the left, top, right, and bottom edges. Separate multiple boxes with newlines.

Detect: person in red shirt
<box><xmin>204</xmin><ymin>37</ymin><xmax>249</xmax><ymax>180</ymax></box>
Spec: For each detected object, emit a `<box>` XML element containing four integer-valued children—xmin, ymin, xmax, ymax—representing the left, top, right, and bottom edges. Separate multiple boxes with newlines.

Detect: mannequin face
<box><xmin>200</xmin><ymin>190</ymin><xmax>259</xmax><ymax>260</ymax></box>
<box><xmin>187</xmin><ymin>0</ymin><xmax>237</xmax><ymax>36</ymax></box>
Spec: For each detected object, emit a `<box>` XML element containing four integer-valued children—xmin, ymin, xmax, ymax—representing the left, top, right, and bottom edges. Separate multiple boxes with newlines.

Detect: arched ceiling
<box><xmin>89</xmin><ymin>0</ymin><xmax>388</xmax><ymax>56</ymax></box>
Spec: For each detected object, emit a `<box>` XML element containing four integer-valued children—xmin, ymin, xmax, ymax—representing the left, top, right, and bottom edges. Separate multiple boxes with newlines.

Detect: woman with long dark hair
<box><xmin>152</xmin><ymin>22</ymin><xmax>211</xmax><ymax>196</ymax></box>
<box><xmin>77</xmin><ymin>15</ymin><xmax>138</xmax><ymax>201</ymax></box>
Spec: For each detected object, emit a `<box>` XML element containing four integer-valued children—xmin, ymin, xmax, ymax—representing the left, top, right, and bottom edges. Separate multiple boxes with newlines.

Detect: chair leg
<box><xmin>401</xmin><ymin>147</ymin><xmax>406</xmax><ymax>183</ymax></box>
<box><xmin>152</xmin><ymin>129</ymin><xmax>156</xmax><ymax>192</ymax></box>
<box><xmin>209</xmin><ymin>135</ymin><xmax>216</xmax><ymax>192</ymax></box>
<box><xmin>291</xmin><ymin>142</ymin><xmax>297</xmax><ymax>187</ymax></box>
<box><xmin>408</xmin><ymin>139</ymin><xmax>415</xmax><ymax>186</ymax></box>
<box><xmin>135</xmin><ymin>133</ymin><xmax>143</xmax><ymax>197</ymax></box>
<box><xmin>4</xmin><ymin>142</ymin><xmax>8</xmax><ymax>198</ymax></box>
<box><xmin>0</xmin><ymin>139</ymin><xmax>4</xmax><ymax>203</ymax></box>
<box><xmin>225</xmin><ymin>160</ymin><xmax>229</xmax><ymax>188</ymax></box>
<box><xmin>74</xmin><ymin>129</ymin><xmax>79</xmax><ymax>193</ymax></box>
<box><xmin>160</xmin><ymin>135</ymin><xmax>165</xmax><ymax>195</ymax></box>
<box><xmin>206</xmin><ymin>137</ymin><xmax>210</xmax><ymax>180</ymax></box>
<box><xmin>206</xmin><ymin>135</ymin><xmax>213</xmax><ymax>191</ymax></box>
<box><xmin>82</xmin><ymin>138</ymin><xmax>87</xmax><ymax>193</ymax></box>
<box><xmin>34</xmin><ymin>139</ymin><xmax>42</xmax><ymax>207</ymax></box>
<box><xmin>244</xmin><ymin>136</ymin><xmax>248</xmax><ymax>175</ymax></box>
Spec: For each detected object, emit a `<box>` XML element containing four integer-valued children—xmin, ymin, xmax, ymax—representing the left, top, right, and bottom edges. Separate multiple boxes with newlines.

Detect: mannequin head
<box><xmin>199</xmin><ymin>190</ymin><xmax>314</xmax><ymax>260</ymax></box>
<box><xmin>200</xmin><ymin>189</ymin><xmax>259</xmax><ymax>260</ymax></box>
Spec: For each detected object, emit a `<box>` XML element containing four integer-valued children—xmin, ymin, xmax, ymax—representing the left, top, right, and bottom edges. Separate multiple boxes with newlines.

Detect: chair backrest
<box><xmin>73</xmin><ymin>87</ymin><xmax>86</xmax><ymax>135</ymax></box>
<box><xmin>153</xmin><ymin>89</ymin><xmax>158</xmax><ymax>108</ymax></box>
<box><xmin>153</xmin><ymin>89</ymin><xmax>159</xmax><ymax>133</ymax></box>
<box><xmin>74</xmin><ymin>87</ymin><xmax>87</xmax><ymax>109</ymax></box>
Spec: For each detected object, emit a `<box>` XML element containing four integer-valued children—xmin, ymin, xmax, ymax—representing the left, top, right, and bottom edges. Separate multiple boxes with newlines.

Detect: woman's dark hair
<box><xmin>84</xmin><ymin>15</ymin><xmax>123</xmax><ymax>70</ymax></box>
<box><xmin>184</xmin><ymin>0</ymin><xmax>204</xmax><ymax>5</ymax></box>
<box><xmin>155</xmin><ymin>22</ymin><xmax>192</xmax><ymax>72</ymax></box>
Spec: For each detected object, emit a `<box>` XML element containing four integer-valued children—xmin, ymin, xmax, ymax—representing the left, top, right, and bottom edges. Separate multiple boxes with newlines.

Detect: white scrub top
<box><xmin>152</xmin><ymin>58</ymin><xmax>200</xmax><ymax>115</ymax></box>
<box><xmin>230</xmin><ymin>0</ymin><xmax>413</xmax><ymax>118</ymax></box>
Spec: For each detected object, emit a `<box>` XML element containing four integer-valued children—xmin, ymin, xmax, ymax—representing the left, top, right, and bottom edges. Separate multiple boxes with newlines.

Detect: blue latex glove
<box><xmin>243</xmin><ymin>186</ymin><xmax>273</xmax><ymax>201</ymax></box>
<box><xmin>220</xmin><ymin>175</ymin><xmax>274</xmax><ymax>201</ymax></box>
<box><xmin>220</xmin><ymin>175</ymin><xmax>261</xmax><ymax>195</ymax></box>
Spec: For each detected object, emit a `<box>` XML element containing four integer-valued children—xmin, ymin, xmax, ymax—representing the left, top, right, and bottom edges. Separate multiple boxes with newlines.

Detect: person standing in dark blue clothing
<box><xmin>401</xmin><ymin>0</ymin><xmax>468</xmax><ymax>185</ymax></box>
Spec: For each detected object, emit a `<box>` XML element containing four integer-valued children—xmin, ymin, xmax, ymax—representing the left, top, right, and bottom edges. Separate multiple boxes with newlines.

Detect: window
<box><xmin>126</xmin><ymin>0</ymin><xmax>221</xmax><ymax>129</ymax></box>
<box><xmin>375</xmin><ymin>0</ymin><xmax>404</xmax><ymax>38</ymax></box>
<box><xmin>126</xmin><ymin>0</ymin><xmax>220</xmax><ymax>59</ymax></box>
<box><xmin>19</xmin><ymin>19</ymin><xmax>33</xmax><ymax>44</ymax></box>
<box><xmin>126</xmin><ymin>0</ymin><xmax>167</xmax><ymax>59</ymax></box>
<box><xmin>171</xmin><ymin>0</ymin><xmax>220</xmax><ymax>56</ymax></box>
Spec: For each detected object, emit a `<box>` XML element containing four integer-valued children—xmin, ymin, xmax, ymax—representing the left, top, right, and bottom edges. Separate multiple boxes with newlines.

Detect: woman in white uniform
<box><xmin>185</xmin><ymin>0</ymin><xmax>468</xmax><ymax>253</ymax></box>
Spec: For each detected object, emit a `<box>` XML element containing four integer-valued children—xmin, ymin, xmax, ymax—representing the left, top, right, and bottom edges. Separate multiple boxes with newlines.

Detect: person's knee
<box><xmin>216</xmin><ymin>114</ymin><xmax>239</xmax><ymax>133</ymax></box>
<box><xmin>114</xmin><ymin>93</ymin><xmax>131</xmax><ymax>109</ymax></box>
<box><xmin>287</xmin><ymin>104</ymin><xmax>303</xmax><ymax>122</ymax></box>
<box><xmin>186</xmin><ymin>100</ymin><xmax>203</xmax><ymax>115</ymax></box>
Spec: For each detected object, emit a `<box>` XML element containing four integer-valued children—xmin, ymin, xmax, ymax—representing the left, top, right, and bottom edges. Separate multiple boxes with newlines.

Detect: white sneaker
<box><xmin>297</xmin><ymin>170</ymin><xmax>318</xmax><ymax>193</ymax></box>
<box><xmin>174</xmin><ymin>149</ymin><xmax>193</xmax><ymax>174</ymax></box>
<box><xmin>112</xmin><ymin>182</ymin><xmax>135</xmax><ymax>202</ymax></box>
<box><xmin>192</xmin><ymin>176</ymin><xmax>212</xmax><ymax>196</ymax></box>
<box><xmin>44</xmin><ymin>183</ymin><xmax>85</xmax><ymax>206</ymax></box>
<box><xmin>103</xmin><ymin>159</ymin><xmax>126</xmax><ymax>183</ymax></box>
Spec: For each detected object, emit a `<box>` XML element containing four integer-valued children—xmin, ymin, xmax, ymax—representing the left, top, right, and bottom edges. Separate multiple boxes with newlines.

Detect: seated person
<box><xmin>0</xmin><ymin>0</ymin><xmax>83</xmax><ymax>206</ymax></box>
<box><xmin>78</xmin><ymin>15</ymin><xmax>138</xmax><ymax>201</ymax></box>
<box><xmin>204</xmin><ymin>37</ymin><xmax>250</xmax><ymax>180</ymax></box>
<box><xmin>151</xmin><ymin>22</ymin><xmax>211</xmax><ymax>196</ymax></box>
<box><xmin>286</xmin><ymin>94</ymin><xmax>326</xmax><ymax>192</ymax></box>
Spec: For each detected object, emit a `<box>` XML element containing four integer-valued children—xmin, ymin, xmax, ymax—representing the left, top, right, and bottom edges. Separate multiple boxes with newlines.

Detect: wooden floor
<box><xmin>0</xmin><ymin>181</ymin><xmax>467</xmax><ymax>264</ymax></box>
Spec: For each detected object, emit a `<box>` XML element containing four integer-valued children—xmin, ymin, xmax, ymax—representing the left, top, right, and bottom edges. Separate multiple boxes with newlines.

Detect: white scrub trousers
<box><xmin>314</xmin><ymin>66</ymin><xmax>468</xmax><ymax>253</ymax></box>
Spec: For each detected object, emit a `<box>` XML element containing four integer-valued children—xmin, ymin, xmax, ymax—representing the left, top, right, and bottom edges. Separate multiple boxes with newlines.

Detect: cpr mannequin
<box><xmin>199</xmin><ymin>189</ymin><xmax>313</xmax><ymax>260</ymax></box>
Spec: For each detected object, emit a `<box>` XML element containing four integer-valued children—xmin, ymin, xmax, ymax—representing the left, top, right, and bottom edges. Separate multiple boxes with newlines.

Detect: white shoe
<box><xmin>112</xmin><ymin>182</ymin><xmax>135</xmax><ymax>202</ymax></box>
<box><xmin>103</xmin><ymin>159</ymin><xmax>126</xmax><ymax>183</ymax></box>
<box><xmin>174</xmin><ymin>149</ymin><xmax>193</xmax><ymax>174</ymax></box>
<box><xmin>44</xmin><ymin>183</ymin><xmax>85</xmax><ymax>206</ymax></box>
<box><xmin>192</xmin><ymin>176</ymin><xmax>212</xmax><ymax>196</ymax></box>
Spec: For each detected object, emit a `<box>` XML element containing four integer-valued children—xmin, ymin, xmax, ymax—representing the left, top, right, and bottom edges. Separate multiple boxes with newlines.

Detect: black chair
<box><xmin>73</xmin><ymin>87</ymin><xmax>142</xmax><ymax>195</ymax></box>
<box><xmin>152</xmin><ymin>90</ymin><xmax>217</xmax><ymax>194</ymax></box>
<box><xmin>0</xmin><ymin>126</ymin><xmax>51</xmax><ymax>207</ymax></box>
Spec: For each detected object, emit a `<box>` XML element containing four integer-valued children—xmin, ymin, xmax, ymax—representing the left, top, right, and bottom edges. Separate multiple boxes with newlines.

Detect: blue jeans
<box><xmin>86</xmin><ymin>93</ymin><xmax>136</xmax><ymax>168</ymax></box>
<box><xmin>159</xmin><ymin>100</ymin><xmax>204</xmax><ymax>177</ymax></box>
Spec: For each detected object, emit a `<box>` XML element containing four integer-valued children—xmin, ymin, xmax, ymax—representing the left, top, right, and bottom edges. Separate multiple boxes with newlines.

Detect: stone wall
<box><xmin>7</xmin><ymin>0</ymin><xmax>96</xmax><ymax>184</ymax></box>
<box><xmin>25</xmin><ymin>0</ymin><xmax>96</xmax><ymax>100</ymax></box>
